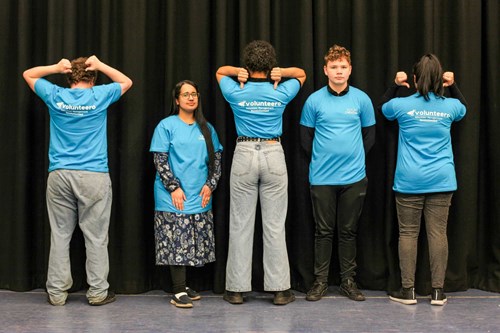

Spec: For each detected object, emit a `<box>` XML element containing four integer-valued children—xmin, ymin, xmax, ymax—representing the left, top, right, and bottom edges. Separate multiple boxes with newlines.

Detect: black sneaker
<box><xmin>170</xmin><ymin>292</ymin><xmax>193</xmax><ymax>308</ymax></box>
<box><xmin>89</xmin><ymin>291</ymin><xmax>116</xmax><ymax>306</ymax></box>
<box><xmin>273</xmin><ymin>289</ymin><xmax>296</xmax><ymax>305</ymax></box>
<box><xmin>339</xmin><ymin>279</ymin><xmax>365</xmax><ymax>301</ymax></box>
<box><xmin>431</xmin><ymin>288</ymin><xmax>447</xmax><ymax>306</ymax></box>
<box><xmin>306</xmin><ymin>281</ymin><xmax>328</xmax><ymax>301</ymax></box>
<box><xmin>223</xmin><ymin>291</ymin><xmax>243</xmax><ymax>304</ymax></box>
<box><xmin>186</xmin><ymin>287</ymin><xmax>201</xmax><ymax>301</ymax></box>
<box><xmin>389</xmin><ymin>287</ymin><xmax>417</xmax><ymax>305</ymax></box>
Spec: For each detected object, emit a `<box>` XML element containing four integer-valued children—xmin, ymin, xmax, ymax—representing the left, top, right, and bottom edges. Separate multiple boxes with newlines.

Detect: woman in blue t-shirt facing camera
<box><xmin>150</xmin><ymin>80</ymin><xmax>223</xmax><ymax>309</ymax></box>
<box><xmin>380</xmin><ymin>54</ymin><xmax>467</xmax><ymax>306</ymax></box>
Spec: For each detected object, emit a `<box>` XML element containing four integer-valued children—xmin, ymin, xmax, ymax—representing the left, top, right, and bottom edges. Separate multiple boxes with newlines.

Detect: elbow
<box><xmin>122</xmin><ymin>78</ymin><xmax>133</xmax><ymax>94</ymax></box>
<box><xmin>22</xmin><ymin>70</ymin><xmax>32</xmax><ymax>82</ymax></box>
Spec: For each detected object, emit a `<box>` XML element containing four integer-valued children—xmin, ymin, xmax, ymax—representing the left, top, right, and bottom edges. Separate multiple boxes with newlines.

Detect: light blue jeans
<box><xmin>46</xmin><ymin>170</ymin><xmax>112</xmax><ymax>305</ymax></box>
<box><xmin>226</xmin><ymin>141</ymin><xmax>291</xmax><ymax>292</ymax></box>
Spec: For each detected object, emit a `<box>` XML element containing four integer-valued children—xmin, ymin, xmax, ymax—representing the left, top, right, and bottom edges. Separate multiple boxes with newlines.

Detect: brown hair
<box><xmin>66</xmin><ymin>57</ymin><xmax>98</xmax><ymax>86</ymax></box>
<box><xmin>324</xmin><ymin>44</ymin><xmax>351</xmax><ymax>65</ymax></box>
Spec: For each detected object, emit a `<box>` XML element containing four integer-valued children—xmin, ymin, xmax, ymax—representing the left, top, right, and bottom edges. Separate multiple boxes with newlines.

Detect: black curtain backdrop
<box><xmin>1</xmin><ymin>0</ymin><xmax>498</xmax><ymax>295</ymax></box>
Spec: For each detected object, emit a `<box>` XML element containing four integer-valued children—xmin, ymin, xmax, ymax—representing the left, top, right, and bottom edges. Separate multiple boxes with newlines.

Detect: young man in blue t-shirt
<box><xmin>300</xmin><ymin>45</ymin><xmax>375</xmax><ymax>302</ymax></box>
<box><xmin>23</xmin><ymin>56</ymin><xmax>132</xmax><ymax>306</ymax></box>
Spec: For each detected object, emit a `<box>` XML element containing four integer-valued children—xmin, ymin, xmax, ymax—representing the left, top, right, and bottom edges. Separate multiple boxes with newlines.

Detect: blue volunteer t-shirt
<box><xmin>150</xmin><ymin>115</ymin><xmax>223</xmax><ymax>214</ymax></box>
<box><xmin>219</xmin><ymin>77</ymin><xmax>301</xmax><ymax>138</ymax></box>
<box><xmin>382</xmin><ymin>92</ymin><xmax>466</xmax><ymax>193</ymax></box>
<box><xmin>34</xmin><ymin>78</ymin><xmax>122</xmax><ymax>172</ymax></box>
<box><xmin>300</xmin><ymin>86</ymin><xmax>376</xmax><ymax>185</ymax></box>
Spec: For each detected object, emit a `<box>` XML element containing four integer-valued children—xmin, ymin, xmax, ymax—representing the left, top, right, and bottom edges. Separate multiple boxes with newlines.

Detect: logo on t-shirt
<box><xmin>56</xmin><ymin>102</ymin><xmax>97</xmax><ymax>116</ymax></box>
<box><xmin>407</xmin><ymin>109</ymin><xmax>451</xmax><ymax>122</ymax></box>
<box><xmin>237</xmin><ymin>100</ymin><xmax>282</xmax><ymax>113</ymax></box>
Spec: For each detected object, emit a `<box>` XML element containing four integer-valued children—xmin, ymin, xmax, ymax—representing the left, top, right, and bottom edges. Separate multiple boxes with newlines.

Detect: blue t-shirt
<box><xmin>34</xmin><ymin>78</ymin><xmax>122</xmax><ymax>172</ymax></box>
<box><xmin>300</xmin><ymin>86</ymin><xmax>376</xmax><ymax>185</ymax></box>
<box><xmin>382</xmin><ymin>93</ymin><xmax>466</xmax><ymax>194</ymax></box>
<box><xmin>219</xmin><ymin>77</ymin><xmax>301</xmax><ymax>138</ymax></box>
<box><xmin>150</xmin><ymin>115</ymin><xmax>223</xmax><ymax>214</ymax></box>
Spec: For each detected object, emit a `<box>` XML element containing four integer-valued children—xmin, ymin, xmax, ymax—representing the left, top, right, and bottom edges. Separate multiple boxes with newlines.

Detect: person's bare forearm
<box><xmin>96</xmin><ymin>62</ymin><xmax>131</xmax><ymax>85</ymax></box>
<box><xmin>85</xmin><ymin>56</ymin><xmax>132</xmax><ymax>94</ymax></box>
<box><xmin>216</xmin><ymin>66</ymin><xmax>241</xmax><ymax>83</ymax></box>
<box><xmin>279</xmin><ymin>67</ymin><xmax>306</xmax><ymax>85</ymax></box>
<box><xmin>23</xmin><ymin>59</ymin><xmax>72</xmax><ymax>91</ymax></box>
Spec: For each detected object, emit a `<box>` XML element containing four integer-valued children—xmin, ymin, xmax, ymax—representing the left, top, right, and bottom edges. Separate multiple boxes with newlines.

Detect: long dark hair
<box><xmin>413</xmin><ymin>54</ymin><xmax>444</xmax><ymax>101</ymax></box>
<box><xmin>170</xmin><ymin>80</ymin><xmax>216</xmax><ymax>173</ymax></box>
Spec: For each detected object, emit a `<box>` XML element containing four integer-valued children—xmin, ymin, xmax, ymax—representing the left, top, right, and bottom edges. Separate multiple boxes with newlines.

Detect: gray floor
<box><xmin>0</xmin><ymin>288</ymin><xmax>499</xmax><ymax>332</ymax></box>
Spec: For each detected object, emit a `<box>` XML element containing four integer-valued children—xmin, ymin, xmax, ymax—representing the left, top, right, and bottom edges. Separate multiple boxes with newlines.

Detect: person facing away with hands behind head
<box><xmin>379</xmin><ymin>54</ymin><xmax>467</xmax><ymax>306</ymax></box>
<box><xmin>23</xmin><ymin>55</ymin><xmax>132</xmax><ymax>306</ymax></box>
<box><xmin>300</xmin><ymin>44</ymin><xmax>376</xmax><ymax>302</ymax></box>
<box><xmin>150</xmin><ymin>80</ymin><xmax>223</xmax><ymax>309</ymax></box>
<box><xmin>216</xmin><ymin>40</ymin><xmax>306</xmax><ymax>306</ymax></box>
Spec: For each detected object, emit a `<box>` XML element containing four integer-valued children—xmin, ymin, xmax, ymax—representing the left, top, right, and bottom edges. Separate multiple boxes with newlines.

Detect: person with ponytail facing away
<box><xmin>150</xmin><ymin>80</ymin><xmax>223</xmax><ymax>308</ymax></box>
<box><xmin>380</xmin><ymin>54</ymin><xmax>467</xmax><ymax>306</ymax></box>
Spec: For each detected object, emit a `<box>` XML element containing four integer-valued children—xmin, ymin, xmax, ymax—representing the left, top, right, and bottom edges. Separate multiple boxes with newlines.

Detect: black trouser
<box><xmin>310</xmin><ymin>177</ymin><xmax>367</xmax><ymax>283</ymax></box>
<box><xmin>170</xmin><ymin>265</ymin><xmax>186</xmax><ymax>294</ymax></box>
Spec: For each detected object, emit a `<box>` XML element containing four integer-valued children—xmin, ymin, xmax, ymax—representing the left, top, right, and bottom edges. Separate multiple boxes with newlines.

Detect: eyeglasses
<box><xmin>179</xmin><ymin>92</ymin><xmax>199</xmax><ymax>99</ymax></box>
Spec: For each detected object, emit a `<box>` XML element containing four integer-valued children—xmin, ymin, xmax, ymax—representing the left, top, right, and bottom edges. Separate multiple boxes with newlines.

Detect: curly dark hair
<box><xmin>66</xmin><ymin>57</ymin><xmax>98</xmax><ymax>85</ymax></box>
<box><xmin>242</xmin><ymin>40</ymin><xmax>277</xmax><ymax>74</ymax></box>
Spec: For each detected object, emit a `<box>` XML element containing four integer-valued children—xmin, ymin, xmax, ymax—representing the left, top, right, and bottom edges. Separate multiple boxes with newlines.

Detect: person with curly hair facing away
<box><xmin>216</xmin><ymin>40</ymin><xmax>306</xmax><ymax>305</ymax></box>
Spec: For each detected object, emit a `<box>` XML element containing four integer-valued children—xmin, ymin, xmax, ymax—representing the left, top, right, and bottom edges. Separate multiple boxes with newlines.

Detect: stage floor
<box><xmin>1</xmin><ymin>288</ymin><xmax>499</xmax><ymax>332</ymax></box>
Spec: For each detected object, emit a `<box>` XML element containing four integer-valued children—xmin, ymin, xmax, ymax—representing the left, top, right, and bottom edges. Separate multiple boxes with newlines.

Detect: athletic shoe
<box><xmin>170</xmin><ymin>292</ymin><xmax>193</xmax><ymax>308</ymax></box>
<box><xmin>273</xmin><ymin>289</ymin><xmax>296</xmax><ymax>305</ymax></box>
<box><xmin>389</xmin><ymin>287</ymin><xmax>417</xmax><ymax>305</ymax></box>
<box><xmin>186</xmin><ymin>287</ymin><xmax>201</xmax><ymax>301</ymax></box>
<box><xmin>89</xmin><ymin>291</ymin><xmax>116</xmax><ymax>306</ymax></box>
<box><xmin>306</xmin><ymin>281</ymin><xmax>328</xmax><ymax>301</ymax></box>
<box><xmin>431</xmin><ymin>288</ymin><xmax>447</xmax><ymax>306</ymax></box>
<box><xmin>223</xmin><ymin>291</ymin><xmax>243</xmax><ymax>304</ymax></box>
<box><xmin>339</xmin><ymin>279</ymin><xmax>366</xmax><ymax>301</ymax></box>
<box><xmin>47</xmin><ymin>295</ymin><xmax>65</xmax><ymax>306</ymax></box>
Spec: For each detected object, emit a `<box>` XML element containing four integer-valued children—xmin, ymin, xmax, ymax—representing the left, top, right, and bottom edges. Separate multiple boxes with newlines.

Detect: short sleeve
<box><xmin>150</xmin><ymin>121</ymin><xmax>171</xmax><ymax>153</ymax></box>
<box><xmin>300</xmin><ymin>97</ymin><xmax>316</xmax><ymax>128</ymax></box>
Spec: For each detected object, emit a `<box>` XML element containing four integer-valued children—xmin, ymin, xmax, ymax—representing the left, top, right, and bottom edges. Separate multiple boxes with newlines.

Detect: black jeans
<box><xmin>310</xmin><ymin>178</ymin><xmax>368</xmax><ymax>283</ymax></box>
<box><xmin>395</xmin><ymin>192</ymin><xmax>453</xmax><ymax>288</ymax></box>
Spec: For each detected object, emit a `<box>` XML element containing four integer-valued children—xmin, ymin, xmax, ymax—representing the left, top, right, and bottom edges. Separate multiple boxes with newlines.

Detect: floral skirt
<box><xmin>154</xmin><ymin>210</ymin><xmax>215</xmax><ymax>266</ymax></box>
